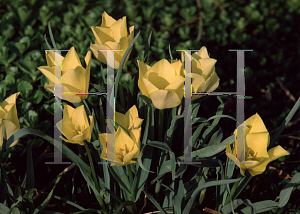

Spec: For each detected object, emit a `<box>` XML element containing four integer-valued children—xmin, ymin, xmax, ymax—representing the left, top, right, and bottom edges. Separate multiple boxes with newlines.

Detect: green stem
<box><xmin>84</xmin><ymin>141</ymin><xmax>107</xmax><ymax>213</ymax></box>
<box><xmin>119</xmin><ymin>83</ymin><xmax>125</xmax><ymax>109</ymax></box>
<box><xmin>126</xmin><ymin>164</ymin><xmax>135</xmax><ymax>201</ymax></box>
<box><xmin>158</xmin><ymin>109</ymin><xmax>164</xmax><ymax>142</ymax></box>
<box><xmin>225</xmin><ymin>173</ymin><xmax>243</xmax><ymax>205</ymax></box>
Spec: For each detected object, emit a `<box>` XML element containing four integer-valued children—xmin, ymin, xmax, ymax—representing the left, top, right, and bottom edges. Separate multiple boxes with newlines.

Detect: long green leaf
<box><xmin>143</xmin><ymin>190</ymin><xmax>167</xmax><ymax>214</ymax></box>
<box><xmin>278</xmin><ymin>172</ymin><xmax>300</xmax><ymax>208</ymax></box>
<box><xmin>48</xmin><ymin>21</ymin><xmax>57</xmax><ymax>50</ymax></box>
<box><xmin>133</xmin><ymin>145</ymin><xmax>153</xmax><ymax>201</ymax></box>
<box><xmin>183</xmin><ymin>178</ymin><xmax>241</xmax><ymax>214</ymax></box>
<box><xmin>269</xmin><ymin>97</ymin><xmax>300</xmax><ymax>150</ymax></box>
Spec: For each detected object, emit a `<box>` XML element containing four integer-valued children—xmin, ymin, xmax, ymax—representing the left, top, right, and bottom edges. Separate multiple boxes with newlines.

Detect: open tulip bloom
<box><xmin>138</xmin><ymin>59</ymin><xmax>185</xmax><ymax>109</ymax></box>
<box><xmin>56</xmin><ymin>105</ymin><xmax>94</xmax><ymax>146</ymax></box>
<box><xmin>225</xmin><ymin>113</ymin><xmax>290</xmax><ymax>176</ymax></box>
<box><xmin>90</xmin><ymin>11</ymin><xmax>134</xmax><ymax>69</ymax></box>
<box><xmin>99</xmin><ymin>126</ymin><xmax>140</xmax><ymax>166</ymax></box>
<box><xmin>38</xmin><ymin>47</ymin><xmax>91</xmax><ymax>104</ymax></box>
<box><xmin>181</xmin><ymin>46</ymin><xmax>220</xmax><ymax>100</ymax></box>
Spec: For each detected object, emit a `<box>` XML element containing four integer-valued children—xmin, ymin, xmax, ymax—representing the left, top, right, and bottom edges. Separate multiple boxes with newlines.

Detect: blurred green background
<box><xmin>1</xmin><ymin>0</ymin><xmax>300</xmax><ymax>212</ymax></box>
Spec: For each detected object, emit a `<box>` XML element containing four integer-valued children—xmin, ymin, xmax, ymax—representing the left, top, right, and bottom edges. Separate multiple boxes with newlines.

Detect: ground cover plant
<box><xmin>1</xmin><ymin>0</ymin><xmax>300</xmax><ymax>213</ymax></box>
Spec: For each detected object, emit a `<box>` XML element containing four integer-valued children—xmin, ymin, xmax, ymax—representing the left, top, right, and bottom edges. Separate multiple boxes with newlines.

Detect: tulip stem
<box><xmin>84</xmin><ymin>141</ymin><xmax>107</xmax><ymax>213</ymax></box>
<box><xmin>158</xmin><ymin>109</ymin><xmax>164</xmax><ymax>142</ymax></box>
<box><xmin>126</xmin><ymin>164</ymin><xmax>135</xmax><ymax>201</ymax></box>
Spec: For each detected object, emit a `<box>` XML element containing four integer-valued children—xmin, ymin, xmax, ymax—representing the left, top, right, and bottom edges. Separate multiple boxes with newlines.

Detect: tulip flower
<box><xmin>225</xmin><ymin>113</ymin><xmax>289</xmax><ymax>176</ymax></box>
<box><xmin>138</xmin><ymin>59</ymin><xmax>185</xmax><ymax>109</ymax></box>
<box><xmin>38</xmin><ymin>47</ymin><xmax>91</xmax><ymax>104</ymax></box>
<box><xmin>99</xmin><ymin>126</ymin><xmax>140</xmax><ymax>166</ymax></box>
<box><xmin>115</xmin><ymin>105</ymin><xmax>143</xmax><ymax>134</ymax></box>
<box><xmin>181</xmin><ymin>46</ymin><xmax>219</xmax><ymax>100</ymax></box>
<box><xmin>56</xmin><ymin>105</ymin><xmax>94</xmax><ymax>146</ymax></box>
<box><xmin>0</xmin><ymin>92</ymin><xmax>20</xmax><ymax>148</ymax></box>
<box><xmin>90</xmin><ymin>11</ymin><xmax>134</xmax><ymax>69</ymax></box>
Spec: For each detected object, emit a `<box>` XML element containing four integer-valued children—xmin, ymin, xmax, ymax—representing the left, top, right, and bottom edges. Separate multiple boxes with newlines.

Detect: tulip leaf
<box><xmin>23</xmin><ymin>141</ymin><xmax>35</xmax><ymax>189</ymax></box>
<box><xmin>278</xmin><ymin>172</ymin><xmax>300</xmax><ymax>208</ymax></box>
<box><xmin>183</xmin><ymin>178</ymin><xmax>241</xmax><ymax>214</ymax></box>
<box><xmin>48</xmin><ymin>21</ymin><xmax>58</xmax><ymax>50</ymax></box>
<box><xmin>143</xmin><ymin>190</ymin><xmax>167</xmax><ymax>214</ymax></box>
<box><xmin>138</xmin><ymin>94</ymin><xmax>152</xmax><ymax>107</ymax></box>
<box><xmin>143</xmin><ymin>30</ymin><xmax>152</xmax><ymax>63</ymax></box>
<box><xmin>269</xmin><ymin>97</ymin><xmax>300</xmax><ymax>150</ymax></box>
<box><xmin>148</xmin><ymin>140</ymin><xmax>173</xmax><ymax>153</ymax></box>
<box><xmin>5</xmin><ymin>128</ymin><xmax>104</xmax><ymax>206</ymax></box>
<box><xmin>113</xmin><ymin>201</ymin><xmax>137</xmax><ymax>214</ymax></box>
<box><xmin>168</xmin><ymin>44</ymin><xmax>173</xmax><ymax>60</ymax></box>
<box><xmin>109</xmin><ymin>166</ymin><xmax>131</xmax><ymax>196</ymax></box>
<box><xmin>192</xmin><ymin>135</ymin><xmax>234</xmax><ymax>158</ymax></box>
<box><xmin>134</xmin><ymin>145</ymin><xmax>153</xmax><ymax>201</ymax></box>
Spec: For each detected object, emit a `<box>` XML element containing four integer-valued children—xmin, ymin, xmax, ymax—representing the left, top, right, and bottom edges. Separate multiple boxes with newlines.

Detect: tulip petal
<box><xmin>245</xmin><ymin>132</ymin><xmax>270</xmax><ymax>161</ymax></box>
<box><xmin>195</xmin><ymin>46</ymin><xmax>210</xmax><ymax>59</ymax></box>
<box><xmin>130</xmin><ymin>128</ymin><xmax>141</xmax><ymax>146</ymax></box>
<box><xmin>90</xmin><ymin>43</ymin><xmax>112</xmax><ymax>66</ymax></box>
<box><xmin>44</xmin><ymin>84</ymin><xmax>84</xmax><ymax>103</ymax></box>
<box><xmin>38</xmin><ymin>66</ymin><xmax>59</xmax><ymax>85</ymax></box>
<box><xmin>146</xmin><ymin>59</ymin><xmax>177</xmax><ymax>85</ymax></box>
<box><xmin>110</xmin><ymin>17</ymin><xmax>127</xmax><ymax>42</ymax></box>
<box><xmin>62</xmin><ymin>47</ymin><xmax>82</xmax><ymax>72</ymax></box>
<box><xmin>91</xmin><ymin>26</ymin><xmax>114</xmax><ymax>44</ymax></box>
<box><xmin>102</xmin><ymin>11</ymin><xmax>116</xmax><ymax>27</ymax></box>
<box><xmin>198</xmin><ymin>58</ymin><xmax>217</xmax><ymax>79</ymax></box>
<box><xmin>115</xmin><ymin>111</ymin><xmax>129</xmax><ymax>130</ymax></box>
<box><xmin>71</xmin><ymin>105</ymin><xmax>89</xmax><ymax>129</ymax></box>
<box><xmin>246</xmin><ymin>113</ymin><xmax>268</xmax><ymax>134</ymax></box>
<box><xmin>149</xmin><ymin>90</ymin><xmax>181</xmax><ymax>109</ymax></box>
<box><xmin>268</xmin><ymin>145</ymin><xmax>289</xmax><ymax>162</ymax></box>
<box><xmin>143</xmin><ymin>78</ymin><xmax>159</xmax><ymax>95</ymax></box>
<box><xmin>137</xmin><ymin>60</ymin><xmax>151</xmax><ymax>97</ymax></box>
<box><xmin>123</xmin><ymin>148</ymin><xmax>139</xmax><ymax>164</ymax></box>
<box><xmin>1</xmin><ymin>119</ymin><xmax>19</xmax><ymax>147</ymax></box>
<box><xmin>45</xmin><ymin>50</ymin><xmax>64</xmax><ymax>68</ymax></box>
<box><xmin>61</xmin><ymin>66</ymin><xmax>87</xmax><ymax>92</ymax></box>
<box><xmin>82</xmin><ymin>115</ymin><xmax>94</xmax><ymax>142</ymax></box>
<box><xmin>171</xmin><ymin>60</ymin><xmax>184</xmax><ymax>76</ymax></box>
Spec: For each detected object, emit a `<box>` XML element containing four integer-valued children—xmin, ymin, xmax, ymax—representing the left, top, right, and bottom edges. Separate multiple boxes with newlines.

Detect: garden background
<box><xmin>0</xmin><ymin>0</ymin><xmax>300</xmax><ymax>213</ymax></box>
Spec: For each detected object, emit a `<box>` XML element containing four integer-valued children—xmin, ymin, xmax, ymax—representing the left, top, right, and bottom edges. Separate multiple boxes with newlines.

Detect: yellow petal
<box><xmin>0</xmin><ymin>119</ymin><xmax>19</xmax><ymax>147</ymax></box>
<box><xmin>45</xmin><ymin>84</ymin><xmax>84</xmax><ymax>103</ymax></box>
<box><xmin>149</xmin><ymin>90</ymin><xmax>181</xmax><ymax>109</ymax></box>
<box><xmin>198</xmin><ymin>58</ymin><xmax>217</xmax><ymax>79</ymax></box>
<box><xmin>130</xmin><ymin>128</ymin><xmax>141</xmax><ymax>146</ymax></box>
<box><xmin>268</xmin><ymin>145</ymin><xmax>289</xmax><ymax>162</ymax></box>
<box><xmin>137</xmin><ymin>60</ymin><xmax>151</xmax><ymax>97</ymax></box>
<box><xmin>143</xmin><ymin>78</ymin><xmax>159</xmax><ymax>95</ymax></box>
<box><xmin>146</xmin><ymin>59</ymin><xmax>177</xmax><ymax>86</ymax></box>
<box><xmin>90</xmin><ymin>43</ymin><xmax>111</xmax><ymax>66</ymax></box>
<box><xmin>170</xmin><ymin>59</ymin><xmax>184</xmax><ymax>76</ymax></box>
<box><xmin>37</xmin><ymin>66</ymin><xmax>59</xmax><ymax>85</ymax></box>
<box><xmin>45</xmin><ymin>50</ymin><xmax>64</xmax><ymax>68</ymax></box>
<box><xmin>1</xmin><ymin>93</ymin><xmax>20</xmax><ymax>129</ymax></box>
<box><xmin>82</xmin><ymin>115</ymin><xmax>94</xmax><ymax>143</ymax></box>
<box><xmin>91</xmin><ymin>26</ymin><xmax>114</xmax><ymax>44</ymax></box>
<box><xmin>246</xmin><ymin>159</ymin><xmax>269</xmax><ymax>176</ymax></box>
<box><xmin>245</xmin><ymin>132</ymin><xmax>270</xmax><ymax>161</ymax></box>
<box><xmin>110</xmin><ymin>17</ymin><xmax>127</xmax><ymax>42</ymax></box>
<box><xmin>71</xmin><ymin>105</ymin><xmax>89</xmax><ymax>128</ymax></box>
<box><xmin>115</xmin><ymin>127</ymin><xmax>135</xmax><ymax>151</ymax></box>
<box><xmin>102</xmin><ymin>11</ymin><xmax>116</xmax><ymax>27</ymax></box>
<box><xmin>62</xmin><ymin>47</ymin><xmax>82</xmax><ymax>72</ymax></box>
<box><xmin>115</xmin><ymin>111</ymin><xmax>129</xmax><ymax>130</ymax></box>
<box><xmin>194</xmin><ymin>46</ymin><xmax>210</xmax><ymax>59</ymax></box>
<box><xmin>246</xmin><ymin>113</ymin><xmax>268</xmax><ymax>134</ymax></box>
<box><xmin>61</xmin><ymin>66</ymin><xmax>87</xmax><ymax>92</ymax></box>
<box><xmin>123</xmin><ymin>148</ymin><xmax>139</xmax><ymax>164</ymax></box>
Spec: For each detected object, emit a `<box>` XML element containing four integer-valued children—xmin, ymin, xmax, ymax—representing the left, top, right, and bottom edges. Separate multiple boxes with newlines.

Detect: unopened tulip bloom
<box><xmin>90</xmin><ymin>11</ymin><xmax>134</xmax><ymax>69</ymax></box>
<box><xmin>138</xmin><ymin>59</ymin><xmax>184</xmax><ymax>109</ymax></box>
<box><xmin>181</xmin><ymin>46</ymin><xmax>219</xmax><ymax>100</ymax></box>
<box><xmin>226</xmin><ymin>113</ymin><xmax>289</xmax><ymax>176</ymax></box>
<box><xmin>99</xmin><ymin>126</ymin><xmax>140</xmax><ymax>166</ymax></box>
<box><xmin>38</xmin><ymin>47</ymin><xmax>91</xmax><ymax>103</ymax></box>
<box><xmin>56</xmin><ymin>105</ymin><xmax>94</xmax><ymax>146</ymax></box>
<box><xmin>0</xmin><ymin>92</ymin><xmax>20</xmax><ymax>148</ymax></box>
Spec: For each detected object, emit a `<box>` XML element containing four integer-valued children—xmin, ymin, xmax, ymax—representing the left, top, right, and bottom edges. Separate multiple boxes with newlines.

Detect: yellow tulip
<box><xmin>38</xmin><ymin>47</ymin><xmax>91</xmax><ymax>104</ymax></box>
<box><xmin>181</xmin><ymin>46</ymin><xmax>219</xmax><ymax>100</ymax></box>
<box><xmin>138</xmin><ymin>59</ymin><xmax>185</xmax><ymax>109</ymax></box>
<box><xmin>115</xmin><ymin>105</ymin><xmax>143</xmax><ymax>132</ymax></box>
<box><xmin>225</xmin><ymin>113</ymin><xmax>289</xmax><ymax>176</ymax></box>
<box><xmin>90</xmin><ymin>11</ymin><xmax>134</xmax><ymax>69</ymax></box>
<box><xmin>0</xmin><ymin>92</ymin><xmax>20</xmax><ymax>148</ymax></box>
<box><xmin>99</xmin><ymin>126</ymin><xmax>140</xmax><ymax>166</ymax></box>
<box><xmin>56</xmin><ymin>105</ymin><xmax>94</xmax><ymax>146</ymax></box>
